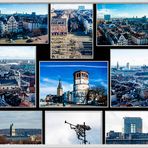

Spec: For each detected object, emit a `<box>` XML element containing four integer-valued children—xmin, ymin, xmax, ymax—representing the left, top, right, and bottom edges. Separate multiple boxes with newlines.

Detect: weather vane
<box><xmin>65</xmin><ymin>120</ymin><xmax>91</xmax><ymax>144</ymax></box>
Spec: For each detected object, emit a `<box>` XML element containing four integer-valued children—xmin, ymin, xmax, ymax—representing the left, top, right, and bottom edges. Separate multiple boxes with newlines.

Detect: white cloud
<box><xmin>40</xmin><ymin>78</ymin><xmax>73</xmax><ymax>99</ymax></box>
<box><xmin>42</xmin><ymin>78</ymin><xmax>59</xmax><ymax>84</ymax></box>
<box><xmin>97</xmin><ymin>8</ymin><xmax>130</xmax><ymax>19</ymax></box>
<box><xmin>92</xmin><ymin>79</ymin><xmax>108</xmax><ymax>89</ymax></box>
<box><xmin>97</xmin><ymin>9</ymin><xmax>115</xmax><ymax>19</ymax></box>
<box><xmin>116</xmin><ymin>12</ymin><xmax>130</xmax><ymax>18</ymax></box>
<box><xmin>98</xmin><ymin>8</ymin><xmax>112</xmax><ymax>15</ymax></box>
<box><xmin>51</xmin><ymin>4</ymin><xmax>92</xmax><ymax>10</ymax></box>
<box><xmin>0</xmin><ymin>111</ymin><xmax>42</xmax><ymax>129</ymax></box>
<box><xmin>100</xmin><ymin>81</ymin><xmax>108</xmax><ymax>88</ymax></box>
<box><xmin>45</xmin><ymin>111</ymin><xmax>102</xmax><ymax>145</ymax></box>
<box><xmin>0</xmin><ymin>46</ymin><xmax>35</xmax><ymax>59</ymax></box>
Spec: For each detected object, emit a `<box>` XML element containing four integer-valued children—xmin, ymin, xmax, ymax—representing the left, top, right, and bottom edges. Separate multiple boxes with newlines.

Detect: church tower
<box><xmin>10</xmin><ymin>123</ymin><xmax>16</xmax><ymax>137</ymax></box>
<box><xmin>57</xmin><ymin>79</ymin><xmax>63</xmax><ymax>96</ymax></box>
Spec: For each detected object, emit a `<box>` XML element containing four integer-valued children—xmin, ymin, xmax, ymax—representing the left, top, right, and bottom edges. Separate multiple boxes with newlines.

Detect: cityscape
<box><xmin>40</xmin><ymin>61</ymin><xmax>108</xmax><ymax>107</ymax></box>
<box><xmin>0</xmin><ymin>111</ymin><xmax>42</xmax><ymax>144</ymax></box>
<box><xmin>45</xmin><ymin>111</ymin><xmax>102</xmax><ymax>145</ymax></box>
<box><xmin>106</xmin><ymin>111</ymin><xmax>148</xmax><ymax>144</ymax></box>
<box><xmin>0</xmin><ymin>46</ymin><xmax>36</xmax><ymax>107</ymax></box>
<box><xmin>0</xmin><ymin>2</ymin><xmax>147</xmax><ymax>146</ymax></box>
<box><xmin>97</xmin><ymin>4</ymin><xmax>148</xmax><ymax>45</ymax></box>
<box><xmin>0</xmin><ymin>4</ymin><xmax>48</xmax><ymax>44</ymax></box>
<box><xmin>51</xmin><ymin>4</ymin><xmax>93</xmax><ymax>59</ymax></box>
<box><xmin>111</xmin><ymin>49</ymin><xmax>148</xmax><ymax>107</ymax></box>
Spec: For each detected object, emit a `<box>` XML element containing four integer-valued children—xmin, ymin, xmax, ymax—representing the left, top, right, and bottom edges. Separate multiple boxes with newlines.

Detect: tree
<box><xmin>86</xmin><ymin>86</ymin><xmax>107</xmax><ymax>106</ymax></box>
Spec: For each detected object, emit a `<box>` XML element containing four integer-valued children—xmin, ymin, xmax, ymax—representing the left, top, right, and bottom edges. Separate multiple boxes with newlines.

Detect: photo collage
<box><xmin>0</xmin><ymin>3</ymin><xmax>148</xmax><ymax>145</ymax></box>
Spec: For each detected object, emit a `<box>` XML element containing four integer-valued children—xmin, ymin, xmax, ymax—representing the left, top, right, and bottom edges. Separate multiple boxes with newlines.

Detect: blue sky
<box><xmin>40</xmin><ymin>61</ymin><xmax>108</xmax><ymax>99</ymax></box>
<box><xmin>0</xmin><ymin>111</ymin><xmax>42</xmax><ymax>129</ymax></box>
<box><xmin>46</xmin><ymin>111</ymin><xmax>102</xmax><ymax>144</ymax></box>
<box><xmin>0</xmin><ymin>4</ymin><xmax>48</xmax><ymax>14</ymax></box>
<box><xmin>97</xmin><ymin>4</ymin><xmax>148</xmax><ymax>18</ymax></box>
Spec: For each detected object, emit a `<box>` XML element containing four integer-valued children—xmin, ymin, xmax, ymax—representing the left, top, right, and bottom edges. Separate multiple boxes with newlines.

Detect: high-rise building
<box><xmin>124</xmin><ymin>117</ymin><xmax>142</xmax><ymax>134</ymax></box>
<box><xmin>104</xmin><ymin>15</ymin><xmax>111</xmax><ymax>21</ymax></box>
<box><xmin>32</xmin><ymin>12</ymin><xmax>36</xmax><ymax>17</ymax></box>
<box><xmin>57</xmin><ymin>79</ymin><xmax>63</xmax><ymax>96</ymax></box>
<box><xmin>78</xmin><ymin>6</ymin><xmax>85</xmax><ymax>11</ymax></box>
<box><xmin>126</xmin><ymin>62</ymin><xmax>130</xmax><ymax>70</ymax></box>
<box><xmin>142</xmin><ymin>16</ymin><xmax>147</xmax><ymax>23</ymax></box>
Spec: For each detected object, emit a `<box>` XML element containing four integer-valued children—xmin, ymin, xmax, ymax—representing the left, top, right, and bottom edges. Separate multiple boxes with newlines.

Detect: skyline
<box><xmin>0</xmin><ymin>4</ymin><xmax>48</xmax><ymax>15</ymax></box>
<box><xmin>40</xmin><ymin>61</ymin><xmax>108</xmax><ymax>99</ymax></box>
<box><xmin>106</xmin><ymin>111</ymin><xmax>148</xmax><ymax>133</ymax></box>
<box><xmin>111</xmin><ymin>49</ymin><xmax>148</xmax><ymax>66</ymax></box>
<box><xmin>97</xmin><ymin>4</ymin><xmax>148</xmax><ymax>19</ymax></box>
<box><xmin>0</xmin><ymin>46</ymin><xmax>36</xmax><ymax>59</ymax></box>
<box><xmin>45</xmin><ymin>111</ymin><xmax>102</xmax><ymax>144</ymax></box>
<box><xmin>51</xmin><ymin>4</ymin><xmax>92</xmax><ymax>10</ymax></box>
<box><xmin>0</xmin><ymin>111</ymin><xmax>42</xmax><ymax>129</ymax></box>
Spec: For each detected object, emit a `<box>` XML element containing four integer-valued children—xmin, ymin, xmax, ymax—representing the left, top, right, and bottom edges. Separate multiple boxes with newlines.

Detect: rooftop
<box><xmin>0</xmin><ymin>79</ymin><xmax>18</xmax><ymax>86</ymax></box>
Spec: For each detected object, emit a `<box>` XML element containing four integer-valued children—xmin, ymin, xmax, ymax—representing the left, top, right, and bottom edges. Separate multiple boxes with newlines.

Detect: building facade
<box><xmin>124</xmin><ymin>117</ymin><xmax>142</xmax><ymax>134</ymax></box>
<box><xmin>73</xmin><ymin>70</ymin><xmax>89</xmax><ymax>104</ymax></box>
<box><xmin>106</xmin><ymin>117</ymin><xmax>147</xmax><ymax>144</ymax></box>
<box><xmin>51</xmin><ymin>18</ymin><xmax>68</xmax><ymax>35</ymax></box>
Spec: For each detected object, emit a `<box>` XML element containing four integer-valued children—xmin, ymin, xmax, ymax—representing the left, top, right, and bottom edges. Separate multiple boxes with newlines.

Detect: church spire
<box><xmin>58</xmin><ymin>79</ymin><xmax>62</xmax><ymax>89</ymax></box>
<box><xmin>57</xmin><ymin>79</ymin><xmax>63</xmax><ymax>96</ymax></box>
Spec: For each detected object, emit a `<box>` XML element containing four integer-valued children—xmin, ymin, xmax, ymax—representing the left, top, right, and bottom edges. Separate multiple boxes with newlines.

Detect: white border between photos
<box><xmin>39</xmin><ymin>61</ymin><xmax>109</xmax><ymax>108</ymax></box>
